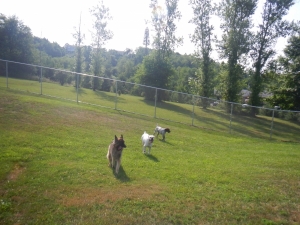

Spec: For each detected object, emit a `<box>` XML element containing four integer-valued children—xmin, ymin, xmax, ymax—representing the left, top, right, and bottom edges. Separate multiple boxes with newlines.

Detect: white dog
<box><xmin>153</xmin><ymin>124</ymin><xmax>171</xmax><ymax>141</ymax></box>
<box><xmin>141</xmin><ymin>131</ymin><xmax>155</xmax><ymax>154</ymax></box>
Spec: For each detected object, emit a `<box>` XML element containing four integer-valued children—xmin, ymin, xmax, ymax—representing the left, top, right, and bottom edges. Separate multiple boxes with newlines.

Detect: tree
<box><xmin>150</xmin><ymin>0</ymin><xmax>182</xmax><ymax>59</ymax></box>
<box><xmin>73</xmin><ymin>13</ymin><xmax>85</xmax><ymax>88</ymax></box>
<box><xmin>90</xmin><ymin>1</ymin><xmax>113</xmax><ymax>91</ymax></box>
<box><xmin>136</xmin><ymin>0</ymin><xmax>181</xmax><ymax>101</ymax></box>
<box><xmin>217</xmin><ymin>0</ymin><xmax>257</xmax><ymax>106</ymax></box>
<box><xmin>267</xmin><ymin>30</ymin><xmax>300</xmax><ymax>110</ymax></box>
<box><xmin>169</xmin><ymin>66</ymin><xmax>196</xmax><ymax>93</ymax></box>
<box><xmin>143</xmin><ymin>26</ymin><xmax>150</xmax><ymax>55</ymax></box>
<box><xmin>55</xmin><ymin>71</ymin><xmax>68</xmax><ymax>86</ymax></box>
<box><xmin>134</xmin><ymin>53</ymin><xmax>174</xmax><ymax>101</ymax></box>
<box><xmin>249</xmin><ymin>0</ymin><xmax>294</xmax><ymax>114</ymax></box>
<box><xmin>134</xmin><ymin>47</ymin><xmax>151</xmax><ymax>65</ymax></box>
<box><xmin>33</xmin><ymin>37</ymin><xmax>65</xmax><ymax>57</ymax></box>
<box><xmin>81</xmin><ymin>46</ymin><xmax>93</xmax><ymax>88</ymax></box>
<box><xmin>117</xmin><ymin>57</ymin><xmax>136</xmax><ymax>81</ymax></box>
<box><xmin>0</xmin><ymin>14</ymin><xmax>34</xmax><ymax>78</ymax></box>
<box><xmin>189</xmin><ymin>0</ymin><xmax>215</xmax><ymax>108</ymax></box>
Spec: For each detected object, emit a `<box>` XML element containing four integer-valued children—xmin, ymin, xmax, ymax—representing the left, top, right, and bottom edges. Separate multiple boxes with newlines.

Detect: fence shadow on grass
<box><xmin>145</xmin><ymin>100</ymin><xmax>300</xmax><ymax>142</ymax></box>
<box><xmin>201</xmin><ymin>108</ymin><xmax>273</xmax><ymax>139</ymax></box>
<box><xmin>71</xmin><ymin>87</ymin><xmax>87</xmax><ymax>96</ymax></box>
<box><xmin>205</xmin><ymin>108</ymin><xmax>300</xmax><ymax>141</ymax></box>
<box><xmin>94</xmin><ymin>90</ymin><xmax>127</xmax><ymax>102</ymax></box>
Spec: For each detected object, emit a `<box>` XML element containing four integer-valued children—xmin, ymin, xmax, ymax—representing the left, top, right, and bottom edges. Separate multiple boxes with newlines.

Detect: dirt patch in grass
<box><xmin>0</xmin><ymin>163</ymin><xmax>25</xmax><ymax>196</ymax></box>
<box><xmin>55</xmin><ymin>184</ymin><xmax>165</xmax><ymax>207</ymax></box>
<box><xmin>289</xmin><ymin>203</ymin><xmax>300</xmax><ymax>223</ymax></box>
<box><xmin>7</xmin><ymin>163</ymin><xmax>26</xmax><ymax>181</ymax></box>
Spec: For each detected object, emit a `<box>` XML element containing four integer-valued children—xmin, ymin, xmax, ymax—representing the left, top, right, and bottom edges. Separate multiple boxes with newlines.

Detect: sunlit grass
<box><xmin>0</xmin><ymin>88</ymin><xmax>300</xmax><ymax>224</ymax></box>
<box><xmin>1</xmin><ymin>76</ymin><xmax>300</xmax><ymax>143</ymax></box>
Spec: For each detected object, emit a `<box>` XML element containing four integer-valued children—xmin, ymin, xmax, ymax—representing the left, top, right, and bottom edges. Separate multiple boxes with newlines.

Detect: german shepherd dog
<box><xmin>107</xmin><ymin>135</ymin><xmax>126</xmax><ymax>174</ymax></box>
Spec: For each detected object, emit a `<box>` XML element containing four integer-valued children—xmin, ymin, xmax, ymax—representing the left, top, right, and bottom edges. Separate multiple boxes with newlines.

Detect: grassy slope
<box><xmin>1</xmin><ymin>76</ymin><xmax>300</xmax><ymax>143</ymax></box>
<box><xmin>0</xmin><ymin>88</ymin><xmax>300</xmax><ymax>224</ymax></box>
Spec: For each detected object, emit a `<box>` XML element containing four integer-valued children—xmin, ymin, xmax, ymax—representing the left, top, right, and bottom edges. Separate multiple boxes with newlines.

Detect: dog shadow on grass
<box><xmin>112</xmin><ymin>166</ymin><xmax>130</xmax><ymax>182</ymax></box>
<box><xmin>144</xmin><ymin>154</ymin><xmax>159</xmax><ymax>162</ymax></box>
<box><xmin>158</xmin><ymin>139</ymin><xmax>173</xmax><ymax>145</ymax></box>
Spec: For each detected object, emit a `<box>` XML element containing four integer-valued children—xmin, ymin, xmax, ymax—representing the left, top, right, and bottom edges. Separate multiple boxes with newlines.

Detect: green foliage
<box><xmin>73</xmin><ymin>15</ymin><xmax>85</xmax><ymax>88</ymax></box>
<box><xmin>55</xmin><ymin>71</ymin><xmax>68</xmax><ymax>86</ymax></box>
<box><xmin>0</xmin><ymin>14</ymin><xmax>34</xmax><ymax>63</ymax></box>
<box><xmin>134</xmin><ymin>52</ymin><xmax>174</xmax><ymax>101</ymax></box>
<box><xmin>249</xmin><ymin>0</ymin><xmax>294</xmax><ymax>114</ymax></box>
<box><xmin>143</xmin><ymin>26</ymin><xmax>150</xmax><ymax>50</ymax></box>
<box><xmin>267</xmin><ymin>32</ymin><xmax>300</xmax><ymax>110</ymax></box>
<box><xmin>134</xmin><ymin>47</ymin><xmax>152</xmax><ymax>65</ymax></box>
<box><xmin>215</xmin><ymin>62</ymin><xmax>244</xmax><ymax>102</ymax></box>
<box><xmin>116</xmin><ymin>57</ymin><xmax>136</xmax><ymax>81</ymax></box>
<box><xmin>134</xmin><ymin>0</ymin><xmax>182</xmax><ymax>101</ymax></box>
<box><xmin>150</xmin><ymin>0</ymin><xmax>182</xmax><ymax>58</ymax></box>
<box><xmin>169</xmin><ymin>66</ymin><xmax>195</xmax><ymax>93</ymax></box>
<box><xmin>189</xmin><ymin>0</ymin><xmax>215</xmax><ymax>108</ymax></box>
<box><xmin>90</xmin><ymin>1</ymin><xmax>113</xmax><ymax>91</ymax></box>
<box><xmin>33</xmin><ymin>37</ymin><xmax>65</xmax><ymax>57</ymax></box>
<box><xmin>217</xmin><ymin>0</ymin><xmax>257</xmax><ymax>104</ymax></box>
<box><xmin>0</xmin><ymin>14</ymin><xmax>35</xmax><ymax>78</ymax></box>
<box><xmin>90</xmin><ymin>1</ymin><xmax>113</xmax><ymax>49</ymax></box>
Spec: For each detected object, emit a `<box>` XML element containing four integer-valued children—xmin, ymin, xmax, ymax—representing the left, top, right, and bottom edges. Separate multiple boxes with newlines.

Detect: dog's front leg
<box><xmin>111</xmin><ymin>156</ymin><xmax>115</xmax><ymax>169</ymax></box>
<box><xmin>107</xmin><ymin>152</ymin><xmax>112</xmax><ymax>167</ymax></box>
<box><xmin>115</xmin><ymin>160</ymin><xmax>121</xmax><ymax>174</ymax></box>
<box><xmin>143</xmin><ymin>146</ymin><xmax>146</xmax><ymax>154</ymax></box>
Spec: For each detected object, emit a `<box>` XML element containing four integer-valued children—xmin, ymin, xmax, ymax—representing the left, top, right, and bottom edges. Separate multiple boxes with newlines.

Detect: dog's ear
<box><xmin>114</xmin><ymin>135</ymin><xmax>118</xmax><ymax>142</ymax></box>
<box><xmin>120</xmin><ymin>134</ymin><xmax>123</xmax><ymax>139</ymax></box>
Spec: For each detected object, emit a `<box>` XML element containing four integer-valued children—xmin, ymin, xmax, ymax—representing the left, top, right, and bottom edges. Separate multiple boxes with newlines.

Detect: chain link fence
<box><xmin>1</xmin><ymin>59</ymin><xmax>300</xmax><ymax>142</ymax></box>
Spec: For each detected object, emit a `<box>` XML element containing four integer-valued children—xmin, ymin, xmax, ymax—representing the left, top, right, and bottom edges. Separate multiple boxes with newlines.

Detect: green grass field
<box><xmin>0</xmin><ymin>82</ymin><xmax>300</xmax><ymax>224</ymax></box>
<box><xmin>1</xmin><ymin>76</ymin><xmax>300</xmax><ymax>143</ymax></box>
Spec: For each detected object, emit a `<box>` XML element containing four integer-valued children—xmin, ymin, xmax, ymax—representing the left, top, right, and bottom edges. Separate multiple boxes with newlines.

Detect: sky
<box><xmin>1</xmin><ymin>0</ymin><xmax>300</xmax><ymax>58</ymax></box>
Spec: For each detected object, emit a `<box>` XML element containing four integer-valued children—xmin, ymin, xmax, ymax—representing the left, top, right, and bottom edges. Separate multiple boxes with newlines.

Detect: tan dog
<box><xmin>107</xmin><ymin>135</ymin><xmax>126</xmax><ymax>174</ymax></box>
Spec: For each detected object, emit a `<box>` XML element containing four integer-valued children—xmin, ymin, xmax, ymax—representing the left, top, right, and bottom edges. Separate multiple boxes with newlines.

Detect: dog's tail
<box><xmin>142</xmin><ymin>131</ymin><xmax>146</xmax><ymax>140</ymax></box>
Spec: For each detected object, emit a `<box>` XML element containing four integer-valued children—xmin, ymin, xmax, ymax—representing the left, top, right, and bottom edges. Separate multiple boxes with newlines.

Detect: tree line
<box><xmin>0</xmin><ymin>0</ymin><xmax>300</xmax><ymax>113</ymax></box>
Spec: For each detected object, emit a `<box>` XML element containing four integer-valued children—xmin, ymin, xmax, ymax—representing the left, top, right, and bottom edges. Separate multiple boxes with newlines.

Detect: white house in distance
<box><xmin>64</xmin><ymin>44</ymin><xmax>75</xmax><ymax>54</ymax></box>
<box><xmin>241</xmin><ymin>89</ymin><xmax>273</xmax><ymax>104</ymax></box>
<box><xmin>214</xmin><ymin>88</ymin><xmax>273</xmax><ymax>104</ymax></box>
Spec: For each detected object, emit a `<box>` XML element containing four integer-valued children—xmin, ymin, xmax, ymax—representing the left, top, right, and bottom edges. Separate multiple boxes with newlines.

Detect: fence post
<box><xmin>6</xmin><ymin>61</ymin><xmax>8</xmax><ymax>88</ymax></box>
<box><xmin>154</xmin><ymin>88</ymin><xmax>157</xmax><ymax>118</ymax></box>
<box><xmin>270</xmin><ymin>109</ymin><xmax>275</xmax><ymax>139</ymax></box>
<box><xmin>229</xmin><ymin>103</ymin><xmax>233</xmax><ymax>134</ymax></box>
<box><xmin>115</xmin><ymin>80</ymin><xmax>118</xmax><ymax>110</ymax></box>
<box><xmin>192</xmin><ymin>95</ymin><xmax>195</xmax><ymax>126</ymax></box>
<box><xmin>40</xmin><ymin>67</ymin><xmax>43</xmax><ymax>95</ymax></box>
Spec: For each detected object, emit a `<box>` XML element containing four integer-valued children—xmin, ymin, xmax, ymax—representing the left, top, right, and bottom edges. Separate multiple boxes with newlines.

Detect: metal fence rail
<box><xmin>1</xmin><ymin>59</ymin><xmax>300</xmax><ymax>142</ymax></box>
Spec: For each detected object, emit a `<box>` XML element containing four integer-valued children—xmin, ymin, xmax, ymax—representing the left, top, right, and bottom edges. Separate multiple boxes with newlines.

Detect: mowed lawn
<box><xmin>0</xmin><ymin>87</ymin><xmax>300</xmax><ymax>225</ymax></box>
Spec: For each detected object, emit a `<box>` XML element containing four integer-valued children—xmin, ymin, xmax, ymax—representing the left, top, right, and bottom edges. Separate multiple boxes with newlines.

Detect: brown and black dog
<box><xmin>107</xmin><ymin>135</ymin><xmax>126</xmax><ymax>174</ymax></box>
